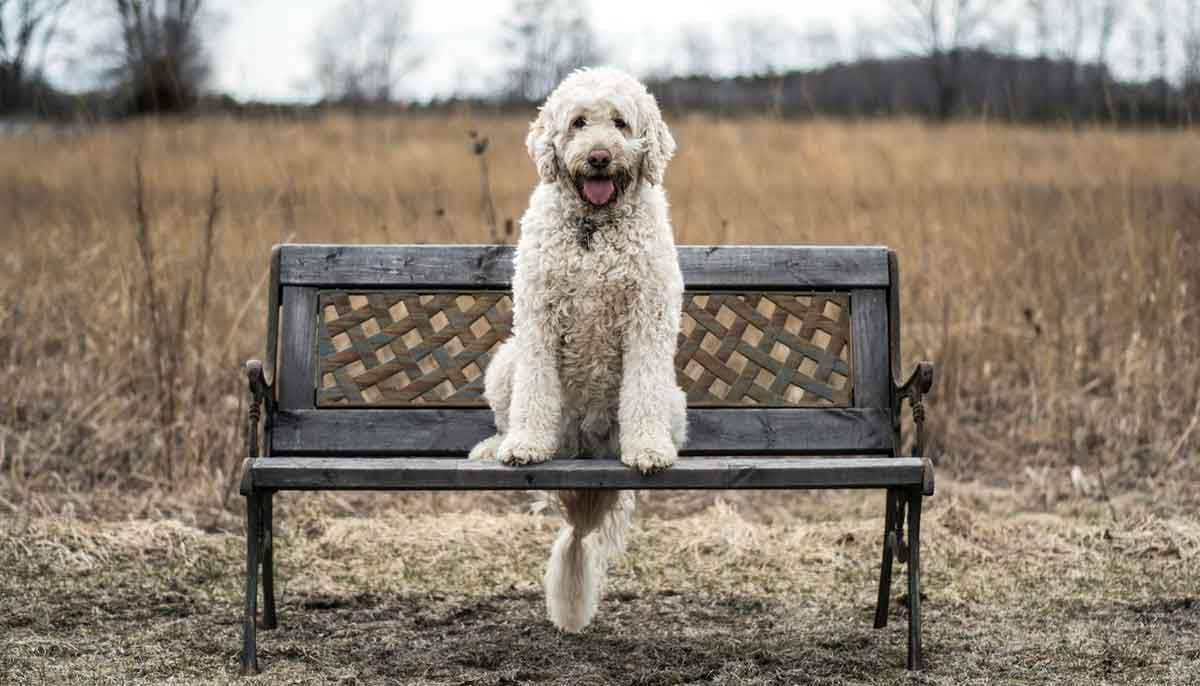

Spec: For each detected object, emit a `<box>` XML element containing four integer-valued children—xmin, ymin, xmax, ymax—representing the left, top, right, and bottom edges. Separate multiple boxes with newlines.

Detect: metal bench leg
<box><xmin>241</xmin><ymin>491</ymin><xmax>261</xmax><ymax>676</ymax></box>
<box><xmin>906</xmin><ymin>490</ymin><xmax>923</xmax><ymax>671</ymax></box>
<box><xmin>261</xmin><ymin>492</ymin><xmax>277</xmax><ymax>631</ymax></box>
<box><xmin>873</xmin><ymin>489</ymin><xmax>897</xmax><ymax>629</ymax></box>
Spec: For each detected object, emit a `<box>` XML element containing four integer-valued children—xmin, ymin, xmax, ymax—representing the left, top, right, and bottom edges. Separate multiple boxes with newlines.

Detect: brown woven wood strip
<box><xmin>317</xmin><ymin>292</ymin><xmax>512</xmax><ymax>406</ymax></box>
<box><xmin>674</xmin><ymin>293</ymin><xmax>852</xmax><ymax>407</ymax></box>
<box><xmin>315</xmin><ymin>291</ymin><xmax>852</xmax><ymax>407</ymax></box>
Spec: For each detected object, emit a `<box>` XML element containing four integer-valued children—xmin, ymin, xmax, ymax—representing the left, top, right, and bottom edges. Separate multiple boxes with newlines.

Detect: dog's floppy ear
<box><xmin>638</xmin><ymin>91</ymin><xmax>676</xmax><ymax>187</ymax></box>
<box><xmin>526</xmin><ymin>105</ymin><xmax>558</xmax><ymax>183</ymax></box>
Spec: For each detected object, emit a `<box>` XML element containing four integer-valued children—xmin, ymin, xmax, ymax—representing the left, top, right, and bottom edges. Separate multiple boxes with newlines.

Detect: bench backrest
<box><xmin>263</xmin><ymin>245</ymin><xmax>904</xmax><ymax>457</ymax></box>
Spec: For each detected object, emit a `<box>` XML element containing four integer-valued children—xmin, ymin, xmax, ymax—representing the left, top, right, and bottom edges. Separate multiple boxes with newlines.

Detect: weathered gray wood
<box><xmin>887</xmin><ymin>249</ymin><xmax>902</xmax><ymax>385</ymax></box>
<box><xmin>247</xmin><ymin>456</ymin><xmax>929</xmax><ymax>491</ymax></box>
<box><xmin>269</xmin><ymin>407</ymin><xmax>894</xmax><ymax>456</ymax></box>
<box><xmin>263</xmin><ymin>245</ymin><xmax>282</xmax><ymax>386</ymax></box>
<box><xmin>277</xmin><ymin>245</ymin><xmax>892</xmax><ymax>289</ymax></box>
<box><xmin>241</xmin><ymin>492</ymin><xmax>260</xmax><ymax>676</ymax></box>
<box><xmin>851</xmin><ymin>289</ymin><xmax>891</xmax><ymax>412</ymax></box>
<box><xmin>873</xmin><ymin>489</ymin><xmax>898</xmax><ymax>629</ymax></box>
<box><xmin>907</xmin><ymin>490</ymin><xmax>923</xmax><ymax>671</ymax></box>
<box><xmin>921</xmin><ymin>457</ymin><xmax>935</xmax><ymax>496</ymax></box>
<box><xmin>260</xmin><ymin>494</ymin><xmax>277</xmax><ymax>631</ymax></box>
<box><xmin>278</xmin><ymin>287</ymin><xmax>319</xmax><ymax>410</ymax></box>
<box><xmin>685</xmin><ymin>407</ymin><xmax>891</xmax><ymax>454</ymax></box>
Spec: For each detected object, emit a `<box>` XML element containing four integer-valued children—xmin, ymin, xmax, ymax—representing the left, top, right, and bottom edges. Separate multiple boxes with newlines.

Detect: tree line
<box><xmin>2</xmin><ymin>0</ymin><xmax>1199</xmax><ymax>123</ymax></box>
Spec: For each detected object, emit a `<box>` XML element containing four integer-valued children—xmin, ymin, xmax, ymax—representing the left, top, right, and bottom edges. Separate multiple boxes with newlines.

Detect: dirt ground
<box><xmin>1</xmin><ymin>483</ymin><xmax>1198</xmax><ymax>686</ymax></box>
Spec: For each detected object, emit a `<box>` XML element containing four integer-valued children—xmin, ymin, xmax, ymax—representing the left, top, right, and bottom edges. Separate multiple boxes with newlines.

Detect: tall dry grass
<box><xmin>0</xmin><ymin>112</ymin><xmax>1196</xmax><ymax>514</ymax></box>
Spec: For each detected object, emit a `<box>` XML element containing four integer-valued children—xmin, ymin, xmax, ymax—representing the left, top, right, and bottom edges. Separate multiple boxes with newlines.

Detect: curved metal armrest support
<box><xmin>896</xmin><ymin>361</ymin><xmax>934</xmax><ymax>458</ymax></box>
<box><xmin>244</xmin><ymin>359</ymin><xmax>274</xmax><ymax>461</ymax></box>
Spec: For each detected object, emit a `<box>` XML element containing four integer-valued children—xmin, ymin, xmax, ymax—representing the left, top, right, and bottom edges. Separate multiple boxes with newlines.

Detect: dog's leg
<box><xmin>618</xmin><ymin>294</ymin><xmax>682</xmax><ymax>475</ymax></box>
<box><xmin>668</xmin><ymin>386</ymin><xmax>687</xmax><ymax>450</ymax></box>
<box><xmin>470</xmin><ymin>341</ymin><xmax>516</xmax><ymax>461</ymax></box>
<box><xmin>497</xmin><ymin>296</ymin><xmax>562</xmax><ymax>465</ymax></box>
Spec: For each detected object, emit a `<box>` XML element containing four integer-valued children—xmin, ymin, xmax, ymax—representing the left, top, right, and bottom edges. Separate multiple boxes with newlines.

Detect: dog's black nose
<box><xmin>588</xmin><ymin>149</ymin><xmax>611</xmax><ymax>169</ymax></box>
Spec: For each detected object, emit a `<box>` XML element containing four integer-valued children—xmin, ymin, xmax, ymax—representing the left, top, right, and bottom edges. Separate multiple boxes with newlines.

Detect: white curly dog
<box><xmin>469</xmin><ymin>68</ymin><xmax>687</xmax><ymax>633</ymax></box>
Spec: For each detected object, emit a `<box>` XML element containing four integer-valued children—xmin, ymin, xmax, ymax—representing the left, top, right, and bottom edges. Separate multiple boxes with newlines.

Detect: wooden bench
<box><xmin>237</xmin><ymin>244</ymin><xmax>935</xmax><ymax>675</ymax></box>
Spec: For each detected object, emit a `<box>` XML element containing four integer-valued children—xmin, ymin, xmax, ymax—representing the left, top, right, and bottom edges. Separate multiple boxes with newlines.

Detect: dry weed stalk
<box><xmin>130</xmin><ymin>161</ymin><xmax>230</xmax><ymax>486</ymax></box>
<box><xmin>470</xmin><ymin>130</ymin><xmax>501</xmax><ymax>243</ymax></box>
<box><xmin>191</xmin><ymin>174</ymin><xmax>221</xmax><ymax>409</ymax></box>
<box><xmin>132</xmin><ymin>158</ymin><xmax>180</xmax><ymax>483</ymax></box>
<box><xmin>131</xmin><ymin>159</ymin><xmax>167</xmax><ymax>424</ymax></box>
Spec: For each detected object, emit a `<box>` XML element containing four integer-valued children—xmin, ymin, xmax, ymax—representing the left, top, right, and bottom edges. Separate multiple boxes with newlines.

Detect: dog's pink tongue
<box><xmin>583</xmin><ymin>178</ymin><xmax>615</xmax><ymax>206</ymax></box>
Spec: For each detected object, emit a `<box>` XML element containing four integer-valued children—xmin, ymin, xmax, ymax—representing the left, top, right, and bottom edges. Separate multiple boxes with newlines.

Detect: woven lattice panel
<box><xmin>317</xmin><ymin>292</ymin><xmax>513</xmax><ymax>406</ymax></box>
<box><xmin>675</xmin><ymin>293</ymin><xmax>852</xmax><ymax>406</ymax></box>
<box><xmin>315</xmin><ymin>291</ymin><xmax>852</xmax><ymax>407</ymax></box>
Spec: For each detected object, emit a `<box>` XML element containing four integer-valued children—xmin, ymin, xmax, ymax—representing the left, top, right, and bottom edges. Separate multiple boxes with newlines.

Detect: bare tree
<box><xmin>1185</xmin><ymin>0</ymin><xmax>1200</xmax><ymax>108</ymax></box>
<box><xmin>101</xmin><ymin>0</ymin><xmax>211</xmax><ymax>113</ymax></box>
<box><xmin>0</xmin><ymin>0</ymin><xmax>70</xmax><ymax>113</ymax></box>
<box><xmin>800</xmin><ymin>21</ymin><xmax>842</xmax><ymax>67</ymax></box>
<box><xmin>1151</xmin><ymin>0</ymin><xmax>1171</xmax><ymax>108</ymax></box>
<box><xmin>852</xmin><ymin>20</ymin><xmax>882</xmax><ymax>61</ymax></box>
<box><xmin>676</xmin><ymin>24</ymin><xmax>716</xmax><ymax>77</ymax></box>
<box><xmin>501</xmin><ymin>0</ymin><xmax>601</xmax><ymax>102</ymax></box>
<box><xmin>1095</xmin><ymin>1</ymin><xmax>1121</xmax><ymax>72</ymax></box>
<box><xmin>311</xmin><ymin>0</ymin><xmax>421</xmax><ymax>103</ymax></box>
<box><xmin>1051</xmin><ymin>1</ymin><xmax>1123</xmax><ymax>106</ymax></box>
<box><xmin>1026</xmin><ymin>0</ymin><xmax>1051</xmax><ymax>57</ymax></box>
<box><xmin>891</xmin><ymin>0</ymin><xmax>1006</xmax><ymax>119</ymax></box>
<box><xmin>1062</xmin><ymin>0</ymin><xmax>1087</xmax><ymax>103</ymax></box>
<box><xmin>727</xmin><ymin>15</ymin><xmax>797</xmax><ymax>76</ymax></box>
<box><xmin>1130</xmin><ymin>12</ymin><xmax>1149</xmax><ymax>81</ymax></box>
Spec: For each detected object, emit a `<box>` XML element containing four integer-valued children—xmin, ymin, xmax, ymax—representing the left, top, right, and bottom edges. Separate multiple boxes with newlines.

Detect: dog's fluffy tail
<box><xmin>543</xmin><ymin>489</ymin><xmax>633</xmax><ymax>632</ymax></box>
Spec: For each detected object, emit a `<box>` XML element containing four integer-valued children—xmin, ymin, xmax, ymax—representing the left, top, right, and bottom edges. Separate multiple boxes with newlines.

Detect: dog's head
<box><xmin>526</xmin><ymin>68</ymin><xmax>675</xmax><ymax>210</ymax></box>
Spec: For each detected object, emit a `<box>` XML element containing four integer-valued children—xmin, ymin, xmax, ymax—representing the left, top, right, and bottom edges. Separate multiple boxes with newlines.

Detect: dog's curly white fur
<box><xmin>468</xmin><ymin>68</ymin><xmax>686</xmax><ymax>632</ymax></box>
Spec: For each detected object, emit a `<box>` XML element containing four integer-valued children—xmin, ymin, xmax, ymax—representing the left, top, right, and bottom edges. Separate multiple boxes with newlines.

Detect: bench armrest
<box><xmin>245</xmin><ymin>359</ymin><xmax>273</xmax><ymax>459</ymax></box>
<box><xmin>896</xmin><ymin>361</ymin><xmax>934</xmax><ymax>458</ymax></box>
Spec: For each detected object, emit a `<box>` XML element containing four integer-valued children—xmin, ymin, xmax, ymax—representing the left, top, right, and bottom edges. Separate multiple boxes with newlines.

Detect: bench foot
<box><xmin>241</xmin><ymin>492</ymin><xmax>261</xmax><ymax>676</ymax></box>
<box><xmin>906</xmin><ymin>490</ymin><xmax>923</xmax><ymax>671</ymax></box>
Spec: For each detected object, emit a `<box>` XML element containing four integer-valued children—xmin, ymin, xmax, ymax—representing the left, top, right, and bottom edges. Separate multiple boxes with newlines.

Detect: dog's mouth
<box><xmin>581</xmin><ymin>177</ymin><xmax>616</xmax><ymax>206</ymax></box>
<box><xmin>575</xmin><ymin>172</ymin><xmax>629</xmax><ymax>208</ymax></box>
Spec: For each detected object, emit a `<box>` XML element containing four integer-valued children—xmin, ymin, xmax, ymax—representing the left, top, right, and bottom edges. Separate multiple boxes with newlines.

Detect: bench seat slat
<box><xmin>248</xmin><ymin>456</ymin><xmax>929</xmax><ymax>491</ymax></box>
<box><xmin>278</xmin><ymin>245</ymin><xmax>891</xmax><ymax>289</ymax></box>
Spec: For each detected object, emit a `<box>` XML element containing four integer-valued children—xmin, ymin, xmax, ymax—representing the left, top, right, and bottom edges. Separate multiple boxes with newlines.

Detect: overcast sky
<box><xmin>208</xmin><ymin>0</ymin><xmax>902</xmax><ymax>102</ymax></box>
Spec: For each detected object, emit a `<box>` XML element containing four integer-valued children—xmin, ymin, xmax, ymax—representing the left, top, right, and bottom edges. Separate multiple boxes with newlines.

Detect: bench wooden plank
<box><xmin>278</xmin><ymin>287</ymin><xmax>319</xmax><ymax>410</ymax></box>
<box><xmin>270</xmin><ymin>407</ymin><xmax>894</xmax><ymax>456</ymax></box>
<box><xmin>278</xmin><ymin>245</ymin><xmax>891</xmax><ymax>289</ymax></box>
<box><xmin>248</xmin><ymin>456</ymin><xmax>928</xmax><ymax>491</ymax></box>
<box><xmin>851</xmin><ymin>288</ymin><xmax>892</xmax><ymax>411</ymax></box>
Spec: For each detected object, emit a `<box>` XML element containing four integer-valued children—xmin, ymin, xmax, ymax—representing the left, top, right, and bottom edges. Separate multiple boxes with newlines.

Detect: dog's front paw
<box><xmin>621</xmin><ymin>443</ymin><xmax>677</xmax><ymax>475</ymax></box>
<box><xmin>497</xmin><ymin>432</ymin><xmax>557</xmax><ymax>466</ymax></box>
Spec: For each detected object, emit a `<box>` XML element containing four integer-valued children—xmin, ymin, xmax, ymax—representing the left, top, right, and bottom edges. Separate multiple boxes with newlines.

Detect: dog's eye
<box><xmin>571</xmin><ymin>116</ymin><xmax>586</xmax><ymax>129</ymax></box>
<box><xmin>614</xmin><ymin>118</ymin><xmax>627</xmax><ymax>130</ymax></box>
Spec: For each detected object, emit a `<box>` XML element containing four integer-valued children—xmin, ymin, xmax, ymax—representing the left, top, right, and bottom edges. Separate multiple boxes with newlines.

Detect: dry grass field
<box><xmin>1</xmin><ymin>112</ymin><xmax>1198</xmax><ymax>684</ymax></box>
<box><xmin>2</xmin><ymin>488</ymin><xmax>1198</xmax><ymax>684</ymax></box>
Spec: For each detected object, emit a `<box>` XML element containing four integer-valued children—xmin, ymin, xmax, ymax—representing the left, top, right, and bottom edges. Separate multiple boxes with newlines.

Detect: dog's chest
<box><xmin>541</xmin><ymin>244</ymin><xmax>637</xmax><ymax>396</ymax></box>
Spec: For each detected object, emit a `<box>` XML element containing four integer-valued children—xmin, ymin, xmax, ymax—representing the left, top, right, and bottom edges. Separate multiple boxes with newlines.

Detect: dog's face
<box><xmin>526</xmin><ymin>68</ymin><xmax>676</xmax><ymax>211</ymax></box>
<box><xmin>559</xmin><ymin>101</ymin><xmax>636</xmax><ymax>209</ymax></box>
